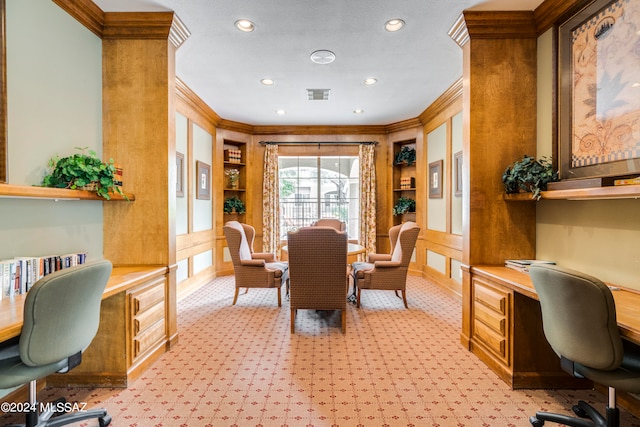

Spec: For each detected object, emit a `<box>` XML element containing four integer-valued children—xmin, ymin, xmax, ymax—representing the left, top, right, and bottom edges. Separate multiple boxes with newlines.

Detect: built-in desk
<box><xmin>466</xmin><ymin>265</ymin><xmax>640</xmax><ymax>390</ymax></box>
<box><xmin>0</xmin><ymin>265</ymin><xmax>174</xmax><ymax>388</ymax></box>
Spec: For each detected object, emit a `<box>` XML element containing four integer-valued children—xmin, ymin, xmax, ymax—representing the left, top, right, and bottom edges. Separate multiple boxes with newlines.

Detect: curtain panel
<box><xmin>262</xmin><ymin>144</ymin><xmax>280</xmax><ymax>256</ymax></box>
<box><xmin>359</xmin><ymin>144</ymin><xmax>376</xmax><ymax>256</ymax></box>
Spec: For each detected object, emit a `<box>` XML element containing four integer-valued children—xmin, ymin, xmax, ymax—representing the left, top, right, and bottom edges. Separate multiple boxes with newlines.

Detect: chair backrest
<box><xmin>390</xmin><ymin>221</ymin><xmax>420</xmax><ymax>265</ymax></box>
<box><xmin>19</xmin><ymin>260</ymin><xmax>112</xmax><ymax>367</ymax></box>
<box><xmin>223</xmin><ymin>221</ymin><xmax>254</xmax><ymax>263</ymax></box>
<box><xmin>287</xmin><ymin>226</ymin><xmax>347</xmax><ymax>310</ymax></box>
<box><xmin>312</xmin><ymin>218</ymin><xmax>346</xmax><ymax>232</ymax></box>
<box><xmin>387</xmin><ymin>223</ymin><xmax>402</xmax><ymax>255</ymax></box>
<box><xmin>529</xmin><ymin>264</ymin><xmax>624</xmax><ymax>371</ymax></box>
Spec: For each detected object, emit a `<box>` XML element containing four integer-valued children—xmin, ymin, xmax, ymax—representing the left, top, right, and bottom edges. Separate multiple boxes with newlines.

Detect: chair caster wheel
<box><xmin>572</xmin><ymin>404</ymin><xmax>588</xmax><ymax>418</ymax></box>
<box><xmin>529</xmin><ymin>415</ymin><xmax>544</xmax><ymax>426</ymax></box>
<box><xmin>99</xmin><ymin>415</ymin><xmax>112</xmax><ymax>426</ymax></box>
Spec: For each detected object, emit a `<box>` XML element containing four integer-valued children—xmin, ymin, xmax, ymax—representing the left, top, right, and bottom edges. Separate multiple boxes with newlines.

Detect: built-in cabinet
<box><xmin>391</xmin><ymin>139</ymin><xmax>417</xmax><ymax>225</ymax></box>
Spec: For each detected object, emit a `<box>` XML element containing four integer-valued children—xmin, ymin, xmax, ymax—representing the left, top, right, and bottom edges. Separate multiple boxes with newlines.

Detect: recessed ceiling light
<box><xmin>364</xmin><ymin>78</ymin><xmax>378</xmax><ymax>85</ymax></box>
<box><xmin>353</xmin><ymin>109</ymin><xmax>365</xmax><ymax>114</ymax></box>
<box><xmin>633</xmin><ymin>82</ymin><xmax>640</xmax><ymax>88</ymax></box>
<box><xmin>275</xmin><ymin>109</ymin><xmax>286</xmax><ymax>115</ymax></box>
<box><xmin>310</xmin><ymin>50</ymin><xmax>336</xmax><ymax>65</ymax></box>
<box><xmin>385</xmin><ymin>19</ymin><xmax>405</xmax><ymax>32</ymax></box>
<box><xmin>261</xmin><ymin>78</ymin><xmax>274</xmax><ymax>85</ymax></box>
<box><xmin>235</xmin><ymin>19</ymin><xmax>255</xmax><ymax>32</ymax></box>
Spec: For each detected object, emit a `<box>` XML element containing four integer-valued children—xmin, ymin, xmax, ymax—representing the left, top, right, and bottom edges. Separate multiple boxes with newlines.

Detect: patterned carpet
<box><xmin>3</xmin><ymin>274</ymin><xmax>640</xmax><ymax>426</ymax></box>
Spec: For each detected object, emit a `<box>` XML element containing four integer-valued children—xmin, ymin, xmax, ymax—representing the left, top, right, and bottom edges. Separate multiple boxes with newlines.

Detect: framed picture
<box><xmin>196</xmin><ymin>160</ymin><xmax>210</xmax><ymax>200</ymax></box>
<box><xmin>429</xmin><ymin>160</ymin><xmax>443</xmax><ymax>199</ymax></box>
<box><xmin>558</xmin><ymin>0</ymin><xmax>640</xmax><ymax>180</ymax></box>
<box><xmin>454</xmin><ymin>151</ymin><xmax>463</xmax><ymax>197</ymax></box>
<box><xmin>176</xmin><ymin>152</ymin><xmax>184</xmax><ymax>198</ymax></box>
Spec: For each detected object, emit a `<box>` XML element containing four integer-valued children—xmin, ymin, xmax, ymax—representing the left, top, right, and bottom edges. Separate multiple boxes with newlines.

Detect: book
<box><xmin>505</xmin><ymin>259</ymin><xmax>555</xmax><ymax>273</ymax></box>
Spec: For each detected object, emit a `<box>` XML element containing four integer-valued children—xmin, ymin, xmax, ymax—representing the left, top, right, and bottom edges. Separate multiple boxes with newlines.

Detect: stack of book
<box><xmin>224</xmin><ymin>149</ymin><xmax>242</xmax><ymax>164</ymax></box>
<box><xmin>0</xmin><ymin>252</ymin><xmax>87</xmax><ymax>299</ymax></box>
<box><xmin>400</xmin><ymin>177</ymin><xmax>415</xmax><ymax>189</ymax></box>
<box><xmin>504</xmin><ymin>259</ymin><xmax>555</xmax><ymax>273</ymax></box>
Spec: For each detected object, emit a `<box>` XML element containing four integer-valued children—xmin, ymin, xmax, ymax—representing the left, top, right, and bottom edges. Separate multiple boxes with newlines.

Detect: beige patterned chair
<box><xmin>287</xmin><ymin>226</ymin><xmax>348</xmax><ymax>333</ymax></box>
<box><xmin>223</xmin><ymin>221</ymin><xmax>289</xmax><ymax>306</ymax></box>
<box><xmin>351</xmin><ymin>221</ymin><xmax>420</xmax><ymax>308</ymax></box>
<box><xmin>311</xmin><ymin>218</ymin><xmax>346</xmax><ymax>232</ymax></box>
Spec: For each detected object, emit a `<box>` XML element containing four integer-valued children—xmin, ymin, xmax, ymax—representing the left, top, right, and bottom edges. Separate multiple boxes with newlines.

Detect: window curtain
<box><xmin>359</xmin><ymin>143</ymin><xmax>376</xmax><ymax>257</ymax></box>
<box><xmin>262</xmin><ymin>144</ymin><xmax>280</xmax><ymax>256</ymax></box>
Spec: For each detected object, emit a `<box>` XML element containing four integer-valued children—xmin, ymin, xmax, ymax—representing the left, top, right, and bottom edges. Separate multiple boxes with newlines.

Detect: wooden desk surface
<box><xmin>472</xmin><ymin>265</ymin><xmax>640</xmax><ymax>345</ymax></box>
<box><xmin>0</xmin><ymin>265</ymin><xmax>168</xmax><ymax>343</ymax></box>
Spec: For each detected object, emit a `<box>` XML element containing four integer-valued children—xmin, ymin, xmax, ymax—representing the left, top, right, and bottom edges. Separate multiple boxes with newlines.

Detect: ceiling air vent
<box><xmin>307</xmin><ymin>89</ymin><xmax>331</xmax><ymax>101</ymax></box>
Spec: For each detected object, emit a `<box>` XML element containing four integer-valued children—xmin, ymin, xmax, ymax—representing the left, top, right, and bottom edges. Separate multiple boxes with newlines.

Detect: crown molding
<box><xmin>53</xmin><ymin>0</ymin><xmax>104</xmax><ymax>38</ymax></box>
<box><xmin>218</xmin><ymin>119</ymin><xmax>255</xmax><ymax>134</ymax></box>
<box><xmin>103</xmin><ymin>11</ymin><xmax>176</xmax><ymax>40</ymax></box>
<box><xmin>534</xmin><ymin>0</ymin><xmax>589</xmax><ymax>34</ymax></box>
<box><xmin>385</xmin><ymin>118</ymin><xmax>422</xmax><ymax>134</ymax></box>
<box><xmin>168</xmin><ymin>14</ymin><xmax>190</xmax><ymax>48</ymax></box>
<box><xmin>448</xmin><ymin>13</ymin><xmax>469</xmax><ymax>48</ymax></box>
<box><xmin>453</xmin><ymin>10</ymin><xmax>537</xmax><ymax>44</ymax></box>
<box><xmin>252</xmin><ymin>125</ymin><xmax>388</xmax><ymax>136</ymax></box>
<box><xmin>419</xmin><ymin>77</ymin><xmax>463</xmax><ymax>126</ymax></box>
<box><xmin>175</xmin><ymin>77</ymin><xmax>221</xmax><ymax>126</ymax></box>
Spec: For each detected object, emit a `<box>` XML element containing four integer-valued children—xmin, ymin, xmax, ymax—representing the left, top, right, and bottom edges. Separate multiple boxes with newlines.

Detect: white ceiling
<box><xmin>93</xmin><ymin>0</ymin><xmax>544</xmax><ymax>127</ymax></box>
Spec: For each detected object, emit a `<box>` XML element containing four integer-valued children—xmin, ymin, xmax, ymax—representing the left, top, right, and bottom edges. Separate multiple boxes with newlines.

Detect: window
<box><xmin>279</xmin><ymin>156</ymin><xmax>359</xmax><ymax>240</ymax></box>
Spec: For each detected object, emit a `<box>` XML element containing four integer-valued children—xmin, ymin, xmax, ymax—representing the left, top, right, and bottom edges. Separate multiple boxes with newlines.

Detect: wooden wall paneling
<box><xmin>0</xmin><ymin>0</ymin><xmax>6</xmax><ymax>183</ymax></box>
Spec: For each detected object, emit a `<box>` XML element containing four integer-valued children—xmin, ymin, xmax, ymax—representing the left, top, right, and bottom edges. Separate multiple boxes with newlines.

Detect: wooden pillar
<box><xmin>101</xmin><ymin>12</ymin><xmax>189</xmax><ymax>348</ymax></box>
<box><xmin>449</xmin><ymin>11</ymin><xmax>538</xmax><ymax>348</ymax></box>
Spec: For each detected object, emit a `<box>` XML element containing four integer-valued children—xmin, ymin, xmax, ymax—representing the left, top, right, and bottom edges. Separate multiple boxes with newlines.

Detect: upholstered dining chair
<box><xmin>223</xmin><ymin>221</ymin><xmax>289</xmax><ymax>306</ymax></box>
<box><xmin>287</xmin><ymin>226</ymin><xmax>348</xmax><ymax>334</ymax></box>
<box><xmin>0</xmin><ymin>260</ymin><xmax>113</xmax><ymax>427</ymax></box>
<box><xmin>528</xmin><ymin>264</ymin><xmax>640</xmax><ymax>427</ymax></box>
<box><xmin>351</xmin><ymin>221</ymin><xmax>420</xmax><ymax>308</ymax></box>
<box><xmin>311</xmin><ymin>218</ymin><xmax>346</xmax><ymax>232</ymax></box>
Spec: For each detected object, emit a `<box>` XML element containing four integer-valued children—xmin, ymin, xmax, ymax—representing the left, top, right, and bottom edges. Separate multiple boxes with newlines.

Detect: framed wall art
<box><xmin>558</xmin><ymin>0</ymin><xmax>640</xmax><ymax>180</ymax></box>
<box><xmin>176</xmin><ymin>152</ymin><xmax>184</xmax><ymax>198</ymax></box>
<box><xmin>429</xmin><ymin>159</ymin><xmax>443</xmax><ymax>199</ymax></box>
<box><xmin>196</xmin><ymin>160</ymin><xmax>210</xmax><ymax>200</ymax></box>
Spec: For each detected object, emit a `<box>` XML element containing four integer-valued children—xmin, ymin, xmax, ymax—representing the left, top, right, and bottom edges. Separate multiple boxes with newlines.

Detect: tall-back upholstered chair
<box><xmin>223</xmin><ymin>221</ymin><xmax>289</xmax><ymax>306</ymax></box>
<box><xmin>0</xmin><ymin>260</ymin><xmax>113</xmax><ymax>427</ymax></box>
<box><xmin>528</xmin><ymin>264</ymin><xmax>640</xmax><ymax>427</ymax></box>
<box><xmin>287</xmin><ymin>227</ymin><xmax>348</xmax><ymax>334</ymax></box>
<box><xmin>311</xmin><ymin>218</ymin><xmax>346</xmax><ymax>232</ymax></box>
<box><xmin>351</xmin><ymin>221</ymin><xmax>420</xmax><ymax>308</ymax></box>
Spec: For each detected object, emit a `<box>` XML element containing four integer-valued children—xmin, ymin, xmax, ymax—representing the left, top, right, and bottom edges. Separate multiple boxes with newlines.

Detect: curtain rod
<box><xmin>259</xmin><ymin>141</ymin><xmax>377</xmax><ymax>146</ymax></box>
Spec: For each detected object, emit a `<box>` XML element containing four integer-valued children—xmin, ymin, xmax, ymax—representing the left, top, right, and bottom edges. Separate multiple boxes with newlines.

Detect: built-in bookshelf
<box><xmin>392</xmin><ymin>139</ymin><xmax>417</xmax><ymax>225</ymax></box>
<box><xmin>222</xmin><ymin>140</ymin><xmax>247</xmax><ymax>220</ymax></box>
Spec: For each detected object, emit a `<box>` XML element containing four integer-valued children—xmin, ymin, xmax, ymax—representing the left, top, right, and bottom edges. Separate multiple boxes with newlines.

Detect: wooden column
<box><xmin>449</xmin><ymin>11</ymin><xmax>538</xmax><ymax>348</ymax></box>
<box><xmin>102</xmin><ymin>12</ymin><xmax>189</xmax><ymax>349</ymax></box>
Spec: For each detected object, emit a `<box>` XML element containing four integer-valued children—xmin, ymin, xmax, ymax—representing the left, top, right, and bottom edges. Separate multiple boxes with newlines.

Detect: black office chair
<box><xmin>0</xmin><ymin>260</ymin><xmax>113</xmax><ymax>427</ymax></box>
<box><xmin>529</xmin><ymin>264</ymin><xmax>640</xmax><ymax>427</ymax></box>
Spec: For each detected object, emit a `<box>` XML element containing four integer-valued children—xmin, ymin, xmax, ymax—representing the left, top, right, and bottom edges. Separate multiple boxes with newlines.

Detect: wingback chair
<box><xmin>287</xmin><ymin>226</ymin><xmax>348</xmax><ymax>333</ymax></box>
<box><xmin>223</xmin><ymin>221</ymin><xmax>289</xmax><ymax>306</ymax></box>
<box><xmin>311</xmin><ymin>218</ymin><xmax>346</xmax><ymax>232</ymax></box>
<box><xmin>351</xmin><ymin>221</ymin><xmax>420</xmax><ymax>308</ymax></box>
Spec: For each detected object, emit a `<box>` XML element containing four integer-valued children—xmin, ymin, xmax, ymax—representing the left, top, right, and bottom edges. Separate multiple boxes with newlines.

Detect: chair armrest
<box><xmin>368</xmin><ymin>253</ymin><xmax>391</xmax><ymax>262</ymax></box>
<box><xmin>240</xmin><ymin>259</ymin><xmax>266</xmax><ymax>266</ymax></box>
<box><xmin>373</xmin><ymin>261</ymin><xmax>402</xmax><ymax>268</ymax></box>
<box><xmin>252</xmin><ymin>252</ymin><xmax>275</xmax><ymax>262</ymax></box>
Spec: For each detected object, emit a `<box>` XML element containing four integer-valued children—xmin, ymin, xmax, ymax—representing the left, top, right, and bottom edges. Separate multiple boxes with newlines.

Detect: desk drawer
<box><xmin>133</xmin><ymin>319</ymin><xmax>165</xmax><ymax>358</ymax></box>
<box><xmin>474</xmin><ymin>320</ymin><xmax>506</xmax><ymax>358</ymax></box>
<box><xmin>131</xmin><ymin>277</ymin><xmax>165</xmax><ymax>315</ymax></box>
<box><xmin>474</xmin><ymin>279</ymin><xmax>507</xmax><ymax>315</ymax></box>
<box><xmin>474</xmin><ymin>301</ymin><xmax>506</xmax><ymax>335</ymax></box>
<box><xmin>134</xmin><ymin>301</ymin><xmax>165</xmax><ymax>335</ymax></box>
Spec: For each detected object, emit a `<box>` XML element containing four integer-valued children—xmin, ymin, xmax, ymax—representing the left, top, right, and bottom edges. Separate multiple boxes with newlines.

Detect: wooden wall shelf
<box><xmin>0</xmin><ymin>183</ymin><xmax>134</xmax><ymax>201</ymax></box>
<box><xmin>504</xmin><ymin>184</ymin><xmax>640</xmax><ymax>201</ymax></box>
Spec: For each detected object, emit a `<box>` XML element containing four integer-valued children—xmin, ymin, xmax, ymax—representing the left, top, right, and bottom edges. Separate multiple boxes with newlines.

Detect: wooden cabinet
<box><xmin>129</xmin><ymin>276</ymin><xmax>166</xmax><ymax>366</ymax></box>
<box><xmin>223</xmin><ymin>140</ymin><xmax>247</xmax><ymax>221</ymax></box>
<box><xmin>392</xmin><ymin>139</ymin><xmax>417</xmax><ymax>225</ymax></box>
<box><xmin>468</xmin><ymin>266</ymin><xmax>590</xmax><ymax>389</ymax></box>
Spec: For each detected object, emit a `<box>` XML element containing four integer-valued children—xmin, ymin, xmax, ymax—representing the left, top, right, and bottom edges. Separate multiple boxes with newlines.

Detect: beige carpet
<box><xmin>3</xmin><ymin>274</ymin><xmax>640</xmax><ymax>426</ymax></box>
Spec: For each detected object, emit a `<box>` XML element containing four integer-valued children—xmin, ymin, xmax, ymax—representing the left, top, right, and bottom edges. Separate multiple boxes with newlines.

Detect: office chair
<box><xmin>0</xmin><ymin>260</ymin><xmax>113</xmax><ymax>427</ymax></box>
<box><xmin>528</xmin><ymin>264</ymin><xmax>640</xmax><ymax>427</ymax></box>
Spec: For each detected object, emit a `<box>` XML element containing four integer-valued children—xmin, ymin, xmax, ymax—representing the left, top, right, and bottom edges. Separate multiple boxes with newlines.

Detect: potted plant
<box><xmin>392</xmin><ymin>196</ymin><xmax>416</xmax><ymax>216</ymax></box>
<box><xmin>41</xmin><ymin>147</ymin><xmax>127</xmax><ymax>200</ymax></box>
<box><xmin>223</xmin><ymin>196</ymin><xmax>246</xmax><ymax>214</ymax></box>
<box><xmin>502</xmin><ymin>155</ymin><xmax>558</xmax><ymax>201</ymax></box>
<box><xmin>394</xmin><ymin>146</ymin><xmax>416</xmax><ymax>166</ymax></box>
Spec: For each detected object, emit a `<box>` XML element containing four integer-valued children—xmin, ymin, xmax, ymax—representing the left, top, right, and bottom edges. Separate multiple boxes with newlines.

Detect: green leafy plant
<box><xmin>223</xmin><ymin>196</ymin><xmax>246</xmax><ymax>214</ymax></box>
<box><xmin>41</xmin><ymin>147</ymin><xmax>126</xmax><ymax>200</ymax></box>
<box><xmin>392</xmin><ymin>196</ymin><xmax>416</xmax><ymax>216</ymax></box>
<box><xmin>502</xmin><ymin>155</ymin><xmax>558</xmax><ymax>201</ymax></box>
<box><xmin>394</xmin><ymin>146</ymin><xmax>416</xmax><ymax>166</ymax></box>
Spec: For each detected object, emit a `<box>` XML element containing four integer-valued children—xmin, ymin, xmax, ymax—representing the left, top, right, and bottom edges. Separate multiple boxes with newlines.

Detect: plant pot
<box><xmin>402</xmin><ymin>212</ymin><xmax>416</xmax><ymax>222</ymax></box>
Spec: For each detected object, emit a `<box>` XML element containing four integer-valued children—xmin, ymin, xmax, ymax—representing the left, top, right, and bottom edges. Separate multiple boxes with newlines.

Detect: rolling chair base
<box><xmin>530</xmin><ymin>400</ymin><xmax>619</xmax><ymax>427</ymax></box>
